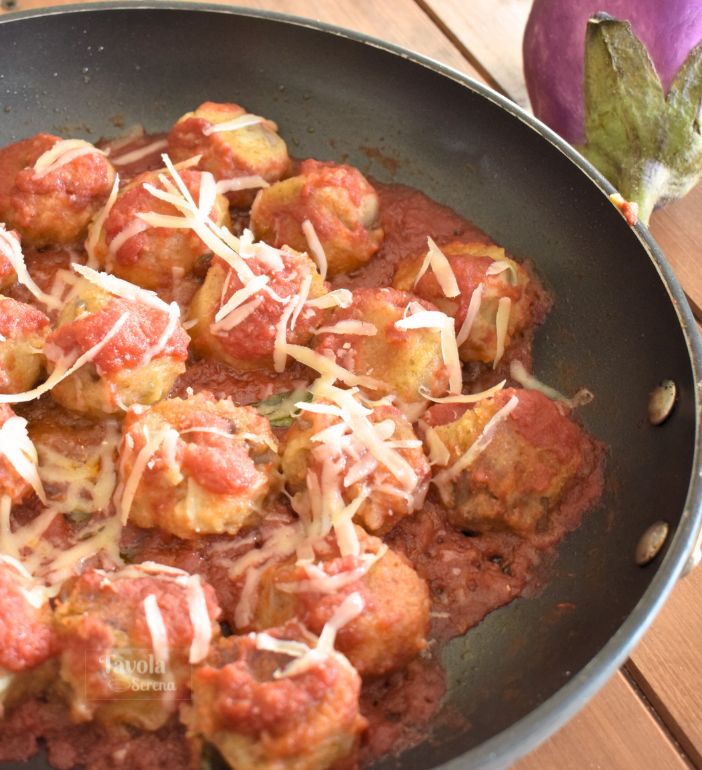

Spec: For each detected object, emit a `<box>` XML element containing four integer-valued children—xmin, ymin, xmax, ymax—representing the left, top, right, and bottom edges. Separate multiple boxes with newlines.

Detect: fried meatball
<box><xmin>27</xmin><ymin>401</ymin><xmax>121</xmax><ymax>517</ymax></box>
<box><xmin>281</xmin><ymin>395</ymin><xmax>429</xmax><ymax>535</ymax></box>
<box><xmin>0</xmin><ymin>226</ymin><xmax>17</xmax><ymax>290</ymax></box>
<box><xmin>252</xmin><ymin>529</ymin><xmax>430</xmax><ymax>677</ymax></box>
<box><xmin>0</xmin><ymin>405</ymin><xmax>37</xmax><ymax>503</ymax></box>
<box><xmin>0</xmin><ymin>296</ymin><xmax>48</xmax><ymax>394</ymax></box>
<box><xmin>44</xmin><ymin>277</ymin><xmax>189</xmax><ymax>417</ymax></box>
<box><xmin>394</xmin><ymin>240</ymin><xmax>534</xmax><ymax>365</ymax></box>
<box><xmin>185</xmin><ymin>623</ymin><xmax>364</xmax><ymax>770</ymax></box>
<box><xmin>89</xmin><ymin>167</ymin><xmax>230</xmax><ymax>292</ymax></box>
<box><xmin>0</xmin><ymin>562</ymin><xmax>57</xmax><ymax>714</ymax></box>
<box><xmin>313</xmin><ymin>287</ymin><xmax>450</xmax><ymax>408</ymax></box>
<box><xmin>167</xmin><ymin>101</ymin><xmax>290</xmax><ymax>208</ymax></box>
<box><xmin>0</xmin><ymin>134</ymin><xmax>116</xmax><ymax>247</ymax></box>
<box><xmin>250</xmin><ymin>159</ymin><xmax>383</xmax><ymax>277</ymax></box>
<box><xmin>117</xmin><ymin>393</ymin><xmax>279</xmax><ymax>539</ymax></box>
<box><xmin>189</xmin><ymin>245</ymin><xmax>326</xmax><ymax>371</ymax></box>
<box><xmin>54</xmin><ymin>566</ymin><xmax>220</xmax><ymax>729</ymax></box>
<box><xmin>429</xmin><ymin>387</ymin><xmax>602</xmax><ymax>536</ymax></box>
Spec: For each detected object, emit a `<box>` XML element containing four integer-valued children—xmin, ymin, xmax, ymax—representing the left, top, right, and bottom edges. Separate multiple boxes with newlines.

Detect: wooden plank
<box><xmin>649</xmin><ymin>182</ymin><xmax>702</xmax><ymax>319</ymax></box>
<box><xmin>420</xmin><ymin>0</ymin><xmax>531</xmax><ymax>107</ymax></box>
<box><xmin>0</xmin><ymin>0</ymin><xmax>485</xmax><ymax>83</ymax></box>
<box><xmin>627</xmin><ymin>561</ymin><xmax>702</xmax><ymax>767</ymax></box>
<box><xmin>514</xmin><ymin>672</ymin><xmax>689</xmax><ymax>770</ymax></box>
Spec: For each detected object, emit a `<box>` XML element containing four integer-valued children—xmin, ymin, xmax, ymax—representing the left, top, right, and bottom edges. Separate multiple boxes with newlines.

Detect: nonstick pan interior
<box><xmin>0</xmin><ymin>5</ymin><xmax>700</xmax><ymax>769</ymax></box>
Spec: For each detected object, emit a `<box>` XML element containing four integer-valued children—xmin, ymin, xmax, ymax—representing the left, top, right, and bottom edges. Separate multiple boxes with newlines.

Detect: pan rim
<box><xmin>1</xmin><ymin>3</ymin><xmax>701</xmax><ymax>768</ymax></box>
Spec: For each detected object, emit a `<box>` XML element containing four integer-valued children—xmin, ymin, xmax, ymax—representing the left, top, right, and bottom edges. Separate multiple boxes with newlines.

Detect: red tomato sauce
<box><xmin>46</xmin><ymin>297</ymin><xmax>188</xmax><ymax>373</ymax></box>
<box><xmin>0</xmin><ymin>138</ymin><xmax>604</xmax><ymax>769</ymax></box>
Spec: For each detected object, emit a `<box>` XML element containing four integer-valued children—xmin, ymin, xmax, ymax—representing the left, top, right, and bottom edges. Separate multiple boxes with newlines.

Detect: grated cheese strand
<box><xmin>72</xmin><ymin>263</ymin><xmax>170</xmax><ymax>312</ymax></box>
<box><xmin>305</xmin><ymin>289</ymin><xmax>353</xmax><ymax>310</ymax></box>
<box><xmin>493</xmin><ymin>296</ymin><xmax>511</xmax><ymax>369</ymax></box>
<box><xmin>179</xmin><ymin>574</ymin><xmax>212</xmax><ymax>664</ymax></box>
<box><xmin>314</xmin><ymin>320</ymin><xmax>377</xmax><ymax>336</ymax></box>
<box><xmin>202</xmin><ymin>113</ymin><xmax>265</xmax><ymax>135</ymax></box>
<box><xmin>85</xmin><ymin>174</ymin><xmax>120</xmax><ymax>268</ymax></box>
<box><xmin>301</xmin><ymin>220</ymin><xmax>328</xmax><ymax>282</ymax></box>
<box><xmin>214</xmin><ymin>274</ymin><xmax>269</xmax><ymax>324</ymax></box>
<box><xmin>111</xmin><ymin>138</ymin><xmax>167</xmax><ymax>167</ymax></box>
<box><xmin>284</xmin><ymin>344</ymin><xmax>386</xmax><ymax>391</ymax></box>
<box><xmin>510</xmin><ymin>360</ymin><xmax>594</xmax><ymax>409</ymax></box>
<box><xmin>0</xmin><ymin>225</ymin><xmax>62</xmax><ymax>310</ymax></box>
<box><xmin>138</xmin><ymin>301</ymin><xmax>181</xmax><ymax>367</ymax></box>
<box><xmin>0</xmin><ymin>416</ymin><xmax>46</xmax><ymax>503</ymax></box>
<box><xmin>419</xmin><ymin>421</ymin><xmax>451</xmax><ymax>466</ymax></box>
<box><xmin>118</xmin><ymin>425</ymin><xmax>172</xmax><ymax>524</ymax></box>
<box><xmin>456</xmin><ymin>283</ymin><xmax>484</xmax><ymax>347</ymax></box>
<box><xmin>143</xmin><ymin>594</ymin><xmax>170</xmax><ymax>667</ymax></box>
<box><xmin>108</xmin><ymin>219</ymin><xmax>149</xmax><ymax>257</ymax></box>
<box><xmin>216</xmin><ymin>175</ymin><xmax>269</xmax><ymax>194</ymax></box>
<box><xmin>418</xmin><ymin>380</ymin><xmax>505</xmax><ymax>404</ymax></box>
<box><xmin>33</xmin><ymin>139</ymin><xmax>105</xmax><ymax>179</ymax></box>
<box><xmin>413</xmin><ymin>237</ymin><xmax>460</xmax><ymax>298</ymax></box>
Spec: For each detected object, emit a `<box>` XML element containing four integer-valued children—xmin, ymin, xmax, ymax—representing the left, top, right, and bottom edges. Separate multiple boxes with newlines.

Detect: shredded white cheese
<box><xmin>32</xmin><ymin>139</ymin><xmax>105</xmax><ymax>179</ymax></box>
<box><xmin>301</xmin><ymin>219</ymin><xmax>328</xmax><ymax>282</ymax></box>
<box><xmin>143</xmin><ymin>593</ymin><xmax>170</xmax><ymax>667</ymax></box>
<box><xmin>456</xmin><ymin>283</ymin><xmax>484</xmax><ymax>347</ymax></box>
<box><xmin>0</xmin><ymin>225</ymin><xmax>62</xmax><ymax>310</ymax></box>
<box><xmin>493</xmin><ymin>296</ymin><xmax>511</xmax><ymax>369</ymax></box>
<box><xmin>85</xmin><ymin>174</ymin><xmax>120</xmax><ymax>268</ymax></box>
<box><xmin>413</xmin><ymin>237</ymin><xmax>460</xmax><ymax>298</ymax></box>
<box><xmin>216</xmin><ymin>175</ymin><xmax>269</xmax><ymax>195</ymax></box>
<box><xmin>202</xmin><ymin>113</ymin><xmax>265</xmax><ymax>135</ymax></box>
<box><xmin>111</xmin><ymin>138</ymin><xmax>168</xmax><ymax>167</ymax></box>
<box><xmin>0</xmin><ymin>416</ymin><xmax>46</xmax><ymax>502</ymax></box>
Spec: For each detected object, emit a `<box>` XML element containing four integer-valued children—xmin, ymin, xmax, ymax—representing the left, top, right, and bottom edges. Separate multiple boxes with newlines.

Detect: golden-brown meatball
<box><xmin>0</xmin><ymin>562</ymin><xmax>57</xmax><ymax>714</ymax></box>
<box><xmin>189</xmin><ymin>245</ymin><xmax>327</xmax><ymax>371</ymax></box>
<box><xmin>427</xmin><ymin>387</ymin><xmax>603</xmax><ymax>536</ymax></box>
<box><xmin>44</xmin><ymin>276</ymin><xmax>189</xmax><ymax>417</ymax></box>
<box><xmin>54</xmin><ymin>566</ymin><xmax>220</xmax><ymax>729</ymax></box>
<box><xmin>89</xmin><ymin>167</ymin><xmax>231</xmax><ymax>293</ymax></box>
<box><xmin>394</xmin><ymin>240</ymin><xmax>535</xmax><ymax>366</ymax></box>
<box><xmin>167</xmin><ymin>101</ymin><xmax>290</xmax><ymax>208</ymax></box>
<box><xmin>0</xmin><ymin>296</ymin><xmax>48</xmax><ymax>394</ymax></box>
<box><xmin>0</xmin><ymin>134</ymin><xmax>116</xmax><ymax>247</ymax></box>
<box><xmin>281</xmin><ymin>395</ymin><xmax>429</xmax><ymax>535</ymax></box>
<box><xmin>313</xmin><ymin>287</ymin><xmax>450</xmax><ymax>409</ymax></box>
<box><xmin>185</xmin><ymin>623</ymin><xmax>365</xmax><ymax>770</ymax></box>
<box><xmin>250</xmin><ymin>159</ymin><xmax>383</xmax><ymax>277</ymax></box>
<box><xmin>26</xmin><ymin>399</ymin><xmax>120</xmax><ymax>517</ymax></box>
<box><xmin>252</xmin><ymin>529</ymin><xmax>430</xmax><ymax>677</ymax></box>
<box><xmin>117</xmin><ymin>393</ymin><xmax>279</xmax><ymax>540</ymax></box>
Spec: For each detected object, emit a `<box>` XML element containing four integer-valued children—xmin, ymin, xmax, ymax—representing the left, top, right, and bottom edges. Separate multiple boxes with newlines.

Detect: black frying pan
<box><xmin>0</xmin><ymin>4</ymin><xmax>701</xmax><ymax>769</ymax></box>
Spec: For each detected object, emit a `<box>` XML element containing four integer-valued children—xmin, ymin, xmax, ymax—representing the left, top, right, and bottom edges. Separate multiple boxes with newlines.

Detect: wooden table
<box><xmin>2</xmin><ymin>1</ymin><xmax>701</xmax><ymax>767</ymax></box>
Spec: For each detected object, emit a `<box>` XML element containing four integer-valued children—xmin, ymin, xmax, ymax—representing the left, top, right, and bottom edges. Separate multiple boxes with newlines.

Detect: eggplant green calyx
<box><xmin>579</xmin><ymin>13</ymin><xmax>702</xmax><ymax>225</ymax></box>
